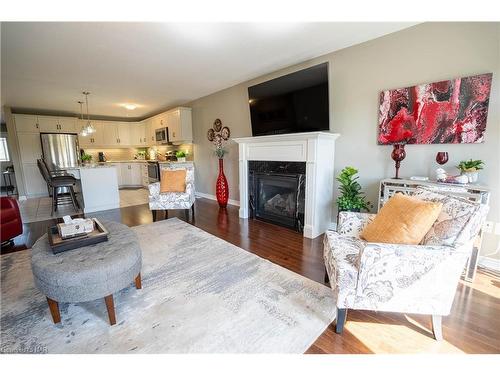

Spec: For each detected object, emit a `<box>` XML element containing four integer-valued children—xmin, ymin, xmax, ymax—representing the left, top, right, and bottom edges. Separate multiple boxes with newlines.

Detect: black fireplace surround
<box><xmin>248</xmin><ymin>161</ymin><xmax>306</xmax><ymax>232</ymax></box>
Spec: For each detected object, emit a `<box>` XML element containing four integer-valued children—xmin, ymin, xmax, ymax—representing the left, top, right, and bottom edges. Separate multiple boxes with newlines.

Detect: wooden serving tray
<box><xmin>48</xmin><ymin>218</ymin><xmax>109</xmax><ymax>254</ymax></box>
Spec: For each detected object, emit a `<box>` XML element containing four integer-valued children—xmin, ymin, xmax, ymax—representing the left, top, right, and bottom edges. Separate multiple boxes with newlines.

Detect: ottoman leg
<box><xmin>104</xmin><ymin>295</ymin><xmax>116</xmax><ymax>325</ymax></box>
<box><xmin>46</xmin><ymin>297</ymin><xmax>61</xmax><ymax>324</ymax></box>
<box><xmin>135</xmin><ymin>273</ymin><xmax>142</xmax><ymax>289</ymax></box>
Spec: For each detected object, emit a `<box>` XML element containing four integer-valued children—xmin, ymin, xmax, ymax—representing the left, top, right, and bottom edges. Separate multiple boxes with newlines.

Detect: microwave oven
<box><xmin>155</xmin><ymin>127</ymin><xmax>170</xmax><ymax>144</ymax></box>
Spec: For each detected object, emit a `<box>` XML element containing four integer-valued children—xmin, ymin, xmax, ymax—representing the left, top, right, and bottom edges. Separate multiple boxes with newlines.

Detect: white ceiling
<box><xmin>1</xmin><ymin>22</ymin><xmax>417</xmax><ymax>120</ymax></box>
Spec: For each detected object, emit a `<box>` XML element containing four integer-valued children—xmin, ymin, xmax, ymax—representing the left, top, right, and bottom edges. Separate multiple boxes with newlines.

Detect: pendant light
<box><xmin>83</xmin><ymin>91</ymin><xmax>96</xmax><ymax>134</ymax></box>
<box><xmin>78</xmin><ymin>100</ymin><xmax>88</xmax><ymax>137</ymax></box>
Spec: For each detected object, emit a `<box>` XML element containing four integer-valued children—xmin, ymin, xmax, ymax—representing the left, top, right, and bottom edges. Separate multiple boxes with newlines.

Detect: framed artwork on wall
<box><xmin>378</xmin><ymin>73</ymin><xmax>493</xmax><ymax>145</ymax></box>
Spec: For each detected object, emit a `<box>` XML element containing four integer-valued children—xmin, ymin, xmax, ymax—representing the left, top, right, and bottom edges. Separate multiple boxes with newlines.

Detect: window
<box><xmin>0</xmin><ymin>137</ymin><xmax>10</xmax><ymax>162</ymax></box>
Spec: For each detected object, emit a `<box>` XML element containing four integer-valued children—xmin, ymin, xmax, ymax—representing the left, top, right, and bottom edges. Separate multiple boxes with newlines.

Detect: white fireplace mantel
<box><xmin>233</xmin><ymin>131</ymin><xmax>340</xmax><ymax>239</ymax></box>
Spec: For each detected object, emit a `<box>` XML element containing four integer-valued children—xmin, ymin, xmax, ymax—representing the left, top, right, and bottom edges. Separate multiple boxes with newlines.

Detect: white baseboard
<box><xmin>195</xmin><ymin>192</ymin><xmax>240</xmax><ymax>207</ymax></box>
<box><xmin>478</xmin><ymin>256</ymin><xmax>500</xmax><ymax>272</ymax></box>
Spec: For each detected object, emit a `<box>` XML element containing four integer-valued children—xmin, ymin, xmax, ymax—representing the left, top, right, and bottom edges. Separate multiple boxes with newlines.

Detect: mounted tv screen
<box><xmin>248</xmin><ymin>63</ymin><xmax>329</xmax><ymax>137</ymax></box>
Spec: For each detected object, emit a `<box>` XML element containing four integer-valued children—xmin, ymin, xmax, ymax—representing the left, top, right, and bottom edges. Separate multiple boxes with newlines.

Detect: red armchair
<box><xmin>1</xmin><ymin>197</ymin><xmax>23</xmax><ymax>246</ymax></box>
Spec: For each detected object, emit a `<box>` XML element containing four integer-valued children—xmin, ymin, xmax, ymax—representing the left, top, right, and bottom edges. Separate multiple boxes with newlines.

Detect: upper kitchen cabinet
<box><xmin>145</xmin><ymin>118</ymin><xmax>156</xmax><ymax>145</ymax></box>
<box><xmin>117</xmin><ymin>122</ymin><xmax>132</xmax><ymax>145</ymax></box>
<box><xmin>102</xmin><ymin>121</ymin><xmax>120</xmax><ymax>146</ymax></box>
<box><xmin>13</xmin><ymin>114</ymin><xmax>40</xmax><ymax>133</ymax></box>
<box><xmin>57</xmin><ymin>117</ymin><xmax>77</xmax><ymax>133</ymax></box>
<box><xmin>78</xmin><ymin>120</ymin><xmax>104</xmax><ymax>147</ymax></box>
<box><xmin>131</xmin><ymin>122</ymin><xmax>147</xmax><ymax>146</ymax></box>
<box><xmin>166</xmin><ymin>107</ymin><xmax>192</xmax><ymax>143</ymax></box>
<box><xmin>38</xmin><ymin>116</ymin><xmax>77</xmax><ymax>133</ymax></box>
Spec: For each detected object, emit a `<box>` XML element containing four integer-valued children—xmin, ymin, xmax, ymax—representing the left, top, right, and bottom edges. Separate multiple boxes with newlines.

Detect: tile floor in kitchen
<box><xmin>18</xmin><ymin>188</ymin><xmax>149</xmax><ymax>224</ymax></box>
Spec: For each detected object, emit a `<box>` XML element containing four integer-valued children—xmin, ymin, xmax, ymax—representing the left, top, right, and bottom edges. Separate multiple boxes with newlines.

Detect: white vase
<box><xmin>463</xmin><ymin>171</ymin><xmax>478</xmax><ymax>183</ymax></box>
<box><xmin>177</xmin><ymin>157</ymin><xmax>186</xmax><ymax>163</ymax></box>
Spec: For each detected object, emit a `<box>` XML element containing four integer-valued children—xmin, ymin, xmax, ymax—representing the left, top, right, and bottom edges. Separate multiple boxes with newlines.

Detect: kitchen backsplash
<box><xmin>83</xmin><ymin>143</ymin><xmax>194</xmax><ymax>162</ymax></box>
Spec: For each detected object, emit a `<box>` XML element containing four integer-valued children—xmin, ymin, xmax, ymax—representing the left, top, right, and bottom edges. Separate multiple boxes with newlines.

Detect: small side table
<box><xmin>379</xmin><ymin>178</ymin><xmax>490</xmax><ymax>283</ymax></box>
<box><xmin>2</xmin><ymin>170</ymin><xmax>16</xmax><ymax>196</ymax></box>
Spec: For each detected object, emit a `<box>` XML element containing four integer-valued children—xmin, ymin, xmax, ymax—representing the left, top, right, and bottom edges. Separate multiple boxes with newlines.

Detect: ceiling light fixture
<box><xmin>124</xmin><ymin>104</ymin><xmax>137</xmax><ymax>111</ymax></box>
<box><xmin>83</xmin><ymin>91</ymin><xmax>96</xmax><ymax>135</ymax></box>
<box><xmin>78</xmin><ymin>100</ymin><xmax>88</xmax><ymax>137</ymax></box>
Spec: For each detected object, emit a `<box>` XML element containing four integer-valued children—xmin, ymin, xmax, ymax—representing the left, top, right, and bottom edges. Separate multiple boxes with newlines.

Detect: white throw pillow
<box><xmin>412</xmin><ymin>187</ymin><xmax>480</xmax><ymax>246</ymax></box>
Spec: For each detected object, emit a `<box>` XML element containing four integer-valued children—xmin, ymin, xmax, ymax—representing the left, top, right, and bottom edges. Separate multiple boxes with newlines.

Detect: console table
<box><xmin>378</xmin><ymin>178</ymin><xmax>490</xmax><ymax>282</ymax></box>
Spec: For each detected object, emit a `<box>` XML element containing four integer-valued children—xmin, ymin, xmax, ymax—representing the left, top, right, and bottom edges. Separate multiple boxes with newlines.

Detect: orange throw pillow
<box><xmin>360</xmin><ymin>193</ymin><xmax>442</xmax><ymax>245</ymax></box>
<box><xmin>160</xmin><ymin>169</ymin><xmax>187</xmax><ymax>193</ymax></box>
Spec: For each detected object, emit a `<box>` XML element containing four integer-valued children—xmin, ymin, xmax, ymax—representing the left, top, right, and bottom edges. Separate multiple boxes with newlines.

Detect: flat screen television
<box><xmin>248</xmin><ymin>63</ymin><xmax>329</xmax><ymax>137</ymax></box>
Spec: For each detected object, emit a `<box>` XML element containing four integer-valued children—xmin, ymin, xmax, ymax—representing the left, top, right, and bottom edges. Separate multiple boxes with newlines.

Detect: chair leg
<box><xmin>432</xmin><ymin>315</ymin><xmax>443</xmax><ymax>341</ymax></box>
<box><xmin>191</xmin><ymin>204</ymin><xmax>195</xmax><ymax>217</ymax></box>
<box><xmin>46</xmin><ymin>297</ymin><xmax>61</xmax><ymax>324</ymax></box>
<box><xmin>51</xmin><ymin>187</ymin><xmax>57</xmax><ymax>216</ymax></box>
<box><xmin>135</xmin><ymin>273</ymin><xmax>142</xmax><ymax>289</ymax></box>
<box><xmin>324</xmin><ymin>267</ymin><xmax>329</xmax><ymax>283</ymax></box>
<box><xmin>69</xmin><ymin>186</ymin><xmax>78</xmax><ymax>211</ymax></box>
<box><xmin>104</xmin><ymin>295</ymin><xmax>116</xmax><ymax>325</ymax></box>
<box><xmin>185</xmin><ymin>209</ymin><xmax>189</xmax><ymax>221</ymax></box>
<box><xmin>335</xmin><ymin>308</ymin><xmax>347</xmax><ymax>334</ymax></box>
<box><xmin>152</xmin><ymin>210</ymin><xmax>157</xmax><ymax>222</ymax></box>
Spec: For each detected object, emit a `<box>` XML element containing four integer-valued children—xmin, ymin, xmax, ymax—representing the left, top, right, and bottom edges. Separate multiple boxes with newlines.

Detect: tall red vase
<box><xmin>216</xmin><ymin>158</ymin><xmax>229</xmax><ymax>208</ymax></box>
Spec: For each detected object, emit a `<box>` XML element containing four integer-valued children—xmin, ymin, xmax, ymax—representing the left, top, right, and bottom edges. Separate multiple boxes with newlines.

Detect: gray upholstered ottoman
<box><xmin>31</xmin><ymin>221</ymin><xmax>142</xmax><ymax>325</ymax></box>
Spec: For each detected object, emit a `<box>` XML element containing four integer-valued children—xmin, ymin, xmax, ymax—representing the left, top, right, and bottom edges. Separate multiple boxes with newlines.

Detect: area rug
<box><xmin>0</xmin><ymin>218</ymin><xmax>335</xmax><ymax>353</ymax></box>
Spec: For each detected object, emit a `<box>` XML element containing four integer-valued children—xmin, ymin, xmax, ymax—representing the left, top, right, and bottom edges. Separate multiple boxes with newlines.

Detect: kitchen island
<box><xmin>66</xmin><ymin>165</ymin><xmax>120</xmax><ymax>213</ymax></box>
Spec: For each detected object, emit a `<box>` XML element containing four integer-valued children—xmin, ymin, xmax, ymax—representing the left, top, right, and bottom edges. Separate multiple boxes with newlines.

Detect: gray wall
<box><xmin>188</xmin><ymin>22</ymin><xmax>500</xmax><ymax>259</ymax></box>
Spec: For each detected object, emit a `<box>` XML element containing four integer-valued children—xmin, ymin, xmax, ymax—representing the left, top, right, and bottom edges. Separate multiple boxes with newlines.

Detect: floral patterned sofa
<box><xmin>323</xmin><ymin>187</ymin><xmax>489</xmax><ymax>340</ymax></box>
<box><xmin>148</xmin><ymin>164</ymin><xmax>195</xmax><ymax>221</ymax></box>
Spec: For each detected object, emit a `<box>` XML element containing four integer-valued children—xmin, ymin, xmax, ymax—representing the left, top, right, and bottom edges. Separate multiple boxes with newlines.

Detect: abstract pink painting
<box><xmin>378</xmin><ymin>73</ymin><xmax>493</xmax><ymax>144</ymax></box>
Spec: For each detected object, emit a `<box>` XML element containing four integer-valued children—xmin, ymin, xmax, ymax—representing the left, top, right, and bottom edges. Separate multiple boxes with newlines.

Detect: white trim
<box><xmin>83</xmin><ymin>202</ymin><xmax>120</xmax><ymax>214</ymax></box>
<box><xmin>234</xmin><ymin>131</ymin><xmax>340</xmax><ymax>239</ymax></box>
<box><xmin>195</xmin><ymin>192</ymin><xmax>240</xmax><ymax>207</ymax></box>
<box><xmin>478</xmin><ymin>256</ymin><xmax>500</xmax><ymax>272</ymax></box>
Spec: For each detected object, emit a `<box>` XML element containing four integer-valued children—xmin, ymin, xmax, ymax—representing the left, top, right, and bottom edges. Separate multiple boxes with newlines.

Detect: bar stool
<box><xmin>37</xmin><ymin>159</ymin><xmax>79</xmax><ymax>216</ymax></box>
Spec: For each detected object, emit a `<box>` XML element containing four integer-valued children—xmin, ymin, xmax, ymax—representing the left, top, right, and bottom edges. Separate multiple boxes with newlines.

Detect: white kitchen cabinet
<box><xmin>14</xmin><ymin>114</ymin><xmax>40</xmax><ymax>133</ymax></box>
<box><xmin>130</xmin><ymin>163</ymin><xmax>142</xmax><ymax>185</ymax></box>
<box><xmin>141</xmin><ymin>163</ymin><xmax>149</xmax><ymax>186</ymax></box>
<box><xmin>165</xmin><ymin>107</ymin><xmax>192</xmax><ymax>143</ymax></box>
<box><xmin>38</xmin><ymin>116</ymin><xmax>59</xmax><ymax>132</ymax></box>
<box><xmin>78</xmin><ymin>120</ymin><xmax>104</xmax><ymax>148</ymax></box>
<box><xmin>57</xmin><ymin>117</ymin><xmax>77</xmax><ymax>133</ymax></box>
<box><xmin>130</xmin><ymin>122</ymin><xmax>146</xmax><ymax>146</ymax></box>
<box><xmin>119</xmin><ymin>163</ymin><xmax>142</xmax><ymax>187</ymax></box>
<box><xmin>22</xmin><ymin>163</ymin><xmax>48</xmax><ymax>196</ymax></box>
<box><xmin>117</xmin><ymin>122</ymin><xmax>131</xmax><ymax>146</ymax></box>
<box><xmin>145</xmin><ymin>118</ymin><xmax>156</xmax><ymax>145</ymax></box>
<box><xmin>17</xmin><ymin>133</ymin><xmax>42</xmax><ymax>164</ymax></box>
<box><xmin>38</xmin><ymin>116</ymin><xmax>77</xmax><ymax>133</ymax></box>
<box><xmin>102</xmin><ymin>121</ymin><xmax>120</xmax><ymax>146</ymax></box>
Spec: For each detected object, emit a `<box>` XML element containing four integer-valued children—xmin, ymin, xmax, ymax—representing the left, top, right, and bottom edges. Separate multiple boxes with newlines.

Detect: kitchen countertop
<box><xmin>65</xmin><ymin>164</ymin><xmax>116</xmax><ymax>170</ymax></box>
<box><xmin>104</xmin><ymin>160</ymin><xmax>193</xmax><ymax>164</ymax></box>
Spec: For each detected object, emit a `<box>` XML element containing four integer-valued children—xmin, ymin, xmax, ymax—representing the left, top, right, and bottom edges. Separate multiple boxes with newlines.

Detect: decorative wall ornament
<box><xmin>378</xmin><ymin>73</ymin><xmax>493</xmax><ymax>144</ymax></box>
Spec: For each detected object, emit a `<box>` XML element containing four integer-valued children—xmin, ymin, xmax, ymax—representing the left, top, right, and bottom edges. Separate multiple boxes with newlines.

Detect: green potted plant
<box><xmin>456</xmin><ymin>159</ymin><xmax>484</xmax><ymax>183</ymax></box>
<box><xmin>81</xmin><ymin>153</ymin><xmax>93</xmax><ymax>165</ymax></box>
<box><xmin>336</xmin><ymin>166</ymin><xmax>372</xmax><ymax>213</ymax></box>
<box><xmin>175</xmin><ymin>150</ymin><xmax>187</xmax><ymax>163</ymax></box>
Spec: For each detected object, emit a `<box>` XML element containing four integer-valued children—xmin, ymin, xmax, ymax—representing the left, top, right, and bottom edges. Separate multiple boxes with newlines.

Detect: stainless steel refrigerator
<box><xmin>40</xmin><ymin>133</ymin><xmax>80</xmax><ymax>171</ymax></box>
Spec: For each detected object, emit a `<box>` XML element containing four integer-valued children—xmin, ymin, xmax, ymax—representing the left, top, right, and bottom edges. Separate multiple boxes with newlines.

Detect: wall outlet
<box><xmin>483</xmin><ymin>221</ymin><xmax>494</xmax><ymax>234</ymax></box>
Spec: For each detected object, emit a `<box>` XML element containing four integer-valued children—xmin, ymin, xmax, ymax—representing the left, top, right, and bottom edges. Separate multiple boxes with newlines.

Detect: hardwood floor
<box><xmin>3</xmin><ymin>198</ymin><xmax>499</xmax><ymax>353</ymax></box>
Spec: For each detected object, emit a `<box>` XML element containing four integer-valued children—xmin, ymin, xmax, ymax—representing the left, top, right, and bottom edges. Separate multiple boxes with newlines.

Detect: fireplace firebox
<box><xmin>248</xmin><ymin>161</ymin><xmax>305</xmax><ymax>232</ymax></box>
